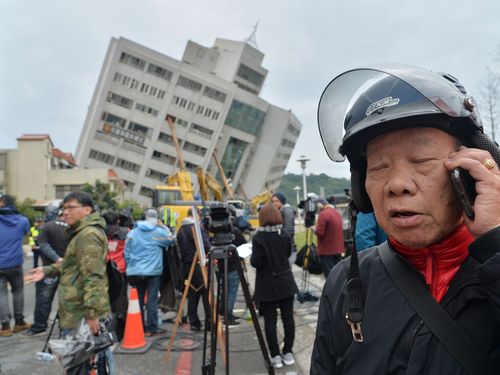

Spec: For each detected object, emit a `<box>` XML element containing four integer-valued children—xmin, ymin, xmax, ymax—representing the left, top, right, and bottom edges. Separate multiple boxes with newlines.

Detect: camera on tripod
<box><xmin>298</xmin><ymin>197</ymin><xmax>317</xmax><ymax>228</ymax></box>
<box><xmin>206</xmin><ymin>202</ymin><xmax>235</xmax><ymax>252</ymax></box>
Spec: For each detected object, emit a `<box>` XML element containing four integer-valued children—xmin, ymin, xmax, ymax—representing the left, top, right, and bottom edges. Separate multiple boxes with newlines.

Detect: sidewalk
<box><xmin>243</xmin><ymin>259</ymin><xmax>325</xmax><ymax>374</ymax></box>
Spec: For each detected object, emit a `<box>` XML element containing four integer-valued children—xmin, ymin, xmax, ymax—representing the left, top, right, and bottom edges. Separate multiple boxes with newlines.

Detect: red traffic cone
<box><xmin>116</xmin><ymin>287</ymin><xmax>152</xmax><ymax>353</ymax></box>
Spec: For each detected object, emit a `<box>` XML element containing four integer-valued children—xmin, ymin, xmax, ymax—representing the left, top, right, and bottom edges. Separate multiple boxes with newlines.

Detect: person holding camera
<box><xmin>251</xmin><ymin>204</ymin><xmax>299</xmax><ymax>369</ymax></box>
<box><xmin>311</xmin><ymin>64</ymin><xmax>500</xmax><ymax>374</ymax></box>
<box><xmin>312</xmin><ymin>198</ymin><xmax>345</xmax><ymax>278</ymax></box>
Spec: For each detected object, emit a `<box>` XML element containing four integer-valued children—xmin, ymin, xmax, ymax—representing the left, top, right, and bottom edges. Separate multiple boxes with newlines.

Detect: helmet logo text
<box><xmin>366</xmin><ymin>97</ymin><xmax>400</xmax><ymax>116</ymax></box>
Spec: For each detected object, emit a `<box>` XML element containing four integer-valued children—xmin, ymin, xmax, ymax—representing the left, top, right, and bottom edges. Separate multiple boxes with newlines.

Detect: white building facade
<box><xmin>76</xmin><ymin>37</ymin><xmax>302</xmax><ymax>205</ymax></box>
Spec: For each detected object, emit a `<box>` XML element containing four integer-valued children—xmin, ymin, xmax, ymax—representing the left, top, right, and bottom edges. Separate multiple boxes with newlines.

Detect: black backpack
<box><xmin>295</xmin><ymin>243</ymin><xmax>322</xmax><ymax>275</ymax></box>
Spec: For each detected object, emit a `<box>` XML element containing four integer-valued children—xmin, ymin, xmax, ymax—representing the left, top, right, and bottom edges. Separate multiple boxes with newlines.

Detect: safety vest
<box><xmin>29</xmin><ymin>226</ymin><xmax>40</xmax><ymax>247</ymax></box>
<box><xmin>162</xmin><ymin>207</ymin><xmax>178</xmax><ymax>229</ymax></box>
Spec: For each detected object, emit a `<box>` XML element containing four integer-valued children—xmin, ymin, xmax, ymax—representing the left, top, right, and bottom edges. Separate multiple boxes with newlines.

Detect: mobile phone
<box><xmin>450</xmin><ymin>168</ymin><xmax>476</xmax><ymax>220</ymax></box>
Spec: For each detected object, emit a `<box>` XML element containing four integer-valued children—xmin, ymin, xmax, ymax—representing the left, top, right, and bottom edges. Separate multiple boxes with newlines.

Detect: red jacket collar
<box><xmin>388</xmin><ymin>224</ymin><xmax>472</xmax><ymax>302</ymax></box>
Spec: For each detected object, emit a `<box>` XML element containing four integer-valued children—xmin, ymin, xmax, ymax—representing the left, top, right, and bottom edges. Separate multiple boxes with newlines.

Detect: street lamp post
<box><xmin>297</xmin><ymin>155</ymin><xmax>310</xmax><ymax>200</ymax></box>
<box><xmin>293</xmin><ymin>186</ymin><xmax>301</xmax><ymax>205</ymax></box>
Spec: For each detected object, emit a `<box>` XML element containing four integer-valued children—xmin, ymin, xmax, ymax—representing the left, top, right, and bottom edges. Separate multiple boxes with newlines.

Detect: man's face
<box><xmin>62</xmin><ymin>199</ymin><xmax>92</xmax><ymax>227</ymax></box>
<box><xmin>271</xmin><ymin>197</ymin><xmax>282</xmax><ymax>209</ymax></box>
<box><xmin>365</xmin><ymin>127</ymin><xmax>463</xmax><ymax>248</ymax></box>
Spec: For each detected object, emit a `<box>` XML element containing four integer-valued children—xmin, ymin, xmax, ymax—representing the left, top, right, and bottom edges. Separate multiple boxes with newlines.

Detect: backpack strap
<box><xmin>378</xmin><ymin>241</ymin><xmax>496</xmax><ymax>375</ymax></box>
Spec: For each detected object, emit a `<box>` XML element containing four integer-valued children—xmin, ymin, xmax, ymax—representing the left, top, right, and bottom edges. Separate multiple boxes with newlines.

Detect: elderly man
<box><xmin>311</xmin><ymin>64</ymin><xmax>500</xmax><ymax>374</ymax></box>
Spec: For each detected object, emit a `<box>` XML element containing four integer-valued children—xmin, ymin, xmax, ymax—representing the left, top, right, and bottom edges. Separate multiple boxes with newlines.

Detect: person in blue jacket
<box><xmin>0</xmin><ymin>195</ymin><xmax>31</xmax><ymax>336</ymax></box>
<box><xmin>125</xmin><ymin>208</ymin><xmax>172</xmax><ymax>336</ymax></box>
<box><xmin>354</xmin><ymin>212</ymin><xmax>387</xmax><ymax>251</ymax></box>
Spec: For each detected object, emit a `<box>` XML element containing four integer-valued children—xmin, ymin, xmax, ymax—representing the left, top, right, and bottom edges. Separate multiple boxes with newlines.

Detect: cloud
<box><xmin>1</xmin><ymin>0</ymin><xmax>499</xmax><ymax>179</ymax></box>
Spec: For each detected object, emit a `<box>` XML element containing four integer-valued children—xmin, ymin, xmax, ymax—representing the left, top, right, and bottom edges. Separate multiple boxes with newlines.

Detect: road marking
<box><xmin>175</xmin><ymin>324</ymin><xmax>192</xmax><ymax>375</ymax></box>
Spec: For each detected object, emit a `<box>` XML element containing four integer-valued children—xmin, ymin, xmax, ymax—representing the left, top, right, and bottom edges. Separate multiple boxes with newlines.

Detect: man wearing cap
<box><xmin>125</xmin><ymin>209</ymin><xmax>172</xmax><ymax>336</ymax></box>
<box><xmin>312</xmin><ymin>198</ymin><xmax>345</xmax><ymax>278</ymax></box>
<box><xmin>271</xmin><ymin>192</ymin><xmax>296</xmax><ymax>242</ymax></box>
<box><xmin>311</xmin><ymin>64</ymin><xmax>500</xmax><ymax>374</ymax></box>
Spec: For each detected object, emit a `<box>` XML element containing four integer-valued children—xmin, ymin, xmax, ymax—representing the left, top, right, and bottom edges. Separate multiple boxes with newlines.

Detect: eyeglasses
<box><xmin>62</xmin><ymin>205</ymin><xmax>83</xmax><ymax>212</ymax></box>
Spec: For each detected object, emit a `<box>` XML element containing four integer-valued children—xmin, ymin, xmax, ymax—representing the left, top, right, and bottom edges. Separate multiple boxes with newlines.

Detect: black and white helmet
<box><xmin>318</xmin><ymin>63</ymin><xmax>500</xmax><ymax>212</ymax></box>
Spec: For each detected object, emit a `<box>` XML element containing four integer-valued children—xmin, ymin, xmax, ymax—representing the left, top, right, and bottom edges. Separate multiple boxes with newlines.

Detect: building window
<box><xmin>177</xmin><ymin>76</ymin><xmax>202</xmax><ymax>92</ymax></box>
<box><xmin>176</xmin><ymin>117</ymin><xmax>188</xmax><ymax>127</ymax></box>
<box><xmin>147</xmin><ymin>63</ymin><xmax>173</xmax><ymax>81</ymax></box>
<box><xmin>140</xmin><ymin>83</ymin><xmax>150</xmax><ymax>93</ymax></box>
<box><xmin>139</xmin><ymin>185</ymin><xmax>154</xmax><ymax>198</ymax></box>
<box><xmin>146</xmin><ymin>168</ymin><xmax>168</xmax><ymax>182</ymax></box>
<box><xmin>115</xmin><ymin>158</ymin><xmax>140</xmax><ymax>173</ymax></box>
<box><xmin>236</xmin><ymin>64</ymin><xmax>265</xmax><ymax>87</ymax></box>
<box><xmin>55</xmin><ymin>185</ymin><xmax>84</xmax><ymax>199</ymax></box>
<box><xmin>287</xmin><ymin>123</ymin><xmax>301</xmax><ymax>137</ymax></box>
<box><xmin>225</xmin><ymin>100</ymin><xmax>266</xmax><ymax>136</ymax></box>
<box><xmin>106</xmin><ymin>91</ymin><xmax>133</xmax><ymax>109</ymax></box>
<box><xmin>135</xmin><ymin>103</ymin><xmax>159</xmax><ymax>117</ymax></box>
<box><xmin>157</xmin><ymin>90</ymin><xmax>166</xmax><ymax>99</ymax></box>
<box><xmin>119</xmin><ymin>52</ymin><xmax>146</xmax><ymax>70</ymax></box>
<box><xmin>185</xmin><ymin>162</ymin><xmax>199</xmax><ymax>170</ymax></box>
<box><xmin>102</xmin><ymin>112</ymin><xmax>127</xmax><ymax>128</ymax></box>
<box><xmin>152</xmin><ymin>150</ymin><xmax>176</xmax><ymax>165</ymax></box>
<box><xmin>89</xmin><ymin>149</ymin><xmax>115</xmax><ymax>165</ymax></box>
<box><xmin>196</xmin><ymin>105</ymin><xmax>205</xmax><ymax>114</ymax></box>
<box><xmin>203</xmin><ymin>86</ymin><xmax>227</xmax><ymax>103</ymax></box>
<box><xmin>281</xmin><ymin>138</ymin><xmax>296</xmax><ymax>148</ymax></box>
<box><xmin>219</xmin><ymin>137</ymin><xmax>248</xmax><ymax>181</ymax></box>
<box><xmin>128</xmin><ymin>121</ymin><xmax>152</xmax><ymax>137</ymax></box>
<box><xmin>211</xmin><ymin>111</ymin><xmax>220</xmax><ymax>121</ymax></box>
<box><xmin>189</xmin><ymin>123</ymin><xmax>213</xmax><ymax>139</ymax></box>
<box><xmin>113</xmin><ymin>72</ymin><xmax>123</xmax><ymax>82</ymax></box>
<box><xmin>158</xmin><ymin>132</ymin><xmax>174</xmax><ymax>144</ymax></box>
<box><xmin>183</xmin><ymin>141</ymin><xmax>207</xmax><ymax>157</ymax></box>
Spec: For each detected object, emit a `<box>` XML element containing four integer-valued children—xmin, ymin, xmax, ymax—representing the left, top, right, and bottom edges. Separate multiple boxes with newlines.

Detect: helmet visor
<box><xmin>318</xmin><ymin>63</ymin><xmax>474</xmax><ymax>162</ymax></box>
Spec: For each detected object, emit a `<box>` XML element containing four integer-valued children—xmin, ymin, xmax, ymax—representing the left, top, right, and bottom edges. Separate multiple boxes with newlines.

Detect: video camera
<box><xmin>206</xmin><ymin>202</ymin><xmax>234</xmax><ymax>246</ymax></box>
<box><xmin>298</xmin><ymin>197</ymin><xmax>317</xmax><ymax>228</ymax></box>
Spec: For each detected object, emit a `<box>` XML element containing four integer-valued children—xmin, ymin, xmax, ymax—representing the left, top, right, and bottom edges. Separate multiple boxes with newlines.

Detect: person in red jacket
<box><xmin>312</xmin><ymin>198</ymin><xmax>345</xmax><ymax>278</ymax></box>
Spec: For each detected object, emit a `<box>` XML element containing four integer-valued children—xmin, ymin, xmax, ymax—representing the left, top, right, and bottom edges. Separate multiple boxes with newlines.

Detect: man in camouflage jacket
<box><xmin>26</xmin><ymin>192</ymin><xmax>110</xmax><ymax>332</ymax></box>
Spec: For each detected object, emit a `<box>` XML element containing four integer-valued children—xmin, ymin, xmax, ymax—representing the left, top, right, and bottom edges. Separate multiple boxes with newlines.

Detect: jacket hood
<box><xmin>0</xmin><ymin>206</ymin><xmax>25</xmax><ymax>227</ymax></box>
<box><xmin>136</xmin><ymin>220</ymin><xmax>158</xmax><ymax>231</ymax></box>
<box><xmin>67</xmin><ymin>212</ymin><xmax>106</xmax><ymax>236</ymax></box>
<box><xmin>181</xmin><ymin>217</ymin><xmax>195</xmax><ymax>226</ymax></box>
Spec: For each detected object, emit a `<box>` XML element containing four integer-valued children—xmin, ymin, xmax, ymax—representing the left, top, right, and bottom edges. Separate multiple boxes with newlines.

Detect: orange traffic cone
<box><xmin>116</xmin><ymin>287</ymin><xmax>152</xmax><ymax>354</ymax></box>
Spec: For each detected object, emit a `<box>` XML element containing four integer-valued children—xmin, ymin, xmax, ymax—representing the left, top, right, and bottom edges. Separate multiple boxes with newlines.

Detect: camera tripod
<box><xmin>202</xmin><ymin>239</ymin><xmax>274</xmax><ymax>375</ymax></box>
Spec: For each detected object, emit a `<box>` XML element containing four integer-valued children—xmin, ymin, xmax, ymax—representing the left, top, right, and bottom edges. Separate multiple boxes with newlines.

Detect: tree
<box><xmin>479</xmin><ymin>67</ymin><xmax>500</xmax><ymax>142</ymax></box>
<box><xmin>82</xmin><ymin>180</ymin><xmax>119</xmax><ymax>212</ymax></box>
<box><xmin>16</xmin><ymin>197</ymin><xmax>38</xmax><ymax>224</ymax></box>
<box><xmin>118</xmin><ymin>199</ymin><xmax>144</xmax><ymax>220</ymax></box>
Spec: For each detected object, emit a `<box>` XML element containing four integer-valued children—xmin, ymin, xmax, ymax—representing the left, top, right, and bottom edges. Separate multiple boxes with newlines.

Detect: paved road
<box><xmin>0</xmin><ymin>257</ymin><xmax>325</xmax><ymax>374</ymax></box>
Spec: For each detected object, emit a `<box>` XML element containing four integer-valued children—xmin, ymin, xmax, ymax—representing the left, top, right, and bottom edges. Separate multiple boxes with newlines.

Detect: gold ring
<box><xmin>483</xmin><ymin>158</ymin><xmax>496</xmax><ymax>170</ymax></box>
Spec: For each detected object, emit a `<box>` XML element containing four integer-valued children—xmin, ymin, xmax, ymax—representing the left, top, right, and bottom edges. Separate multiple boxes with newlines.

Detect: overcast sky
<box><xmin>1</xmin><ymin>0</ymin><xmax>499</xmax><ymax>178</ymax></box>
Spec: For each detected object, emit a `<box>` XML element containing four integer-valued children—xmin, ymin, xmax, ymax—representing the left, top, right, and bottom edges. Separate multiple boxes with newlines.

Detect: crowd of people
<box><xmin>4</xmin><ymin>62</ymin><xmax>497</xmax><ymax>374</ymax></box>
<box><xmin>0</xmin><ymin>184</ymin><xmax>349</xmax><ymax>371</ymax></box>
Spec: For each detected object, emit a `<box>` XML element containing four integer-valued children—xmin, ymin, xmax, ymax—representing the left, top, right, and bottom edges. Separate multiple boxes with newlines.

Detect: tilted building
<box><xmin>76</xmin><ymin>36</ymin><xmax>302</xmax><ymax>205</ymax></box>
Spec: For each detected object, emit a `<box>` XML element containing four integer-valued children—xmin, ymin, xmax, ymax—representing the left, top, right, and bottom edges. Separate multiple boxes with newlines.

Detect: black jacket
<box><xmin>251</xmin><ymin>231</ymin><xmax>298</xmax><ymax>302</ymax></box>
<box><xmin>311</xmin><ymin>228</ymin><xmax>500</xmax><ymax>374</ymax></box>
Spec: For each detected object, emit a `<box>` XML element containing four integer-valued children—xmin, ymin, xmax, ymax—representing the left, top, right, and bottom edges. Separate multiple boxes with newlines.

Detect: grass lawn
<box><xmin>294</xmin><ymin>223</ymin><xmax>317</xmax><ymax>250</ymax></box>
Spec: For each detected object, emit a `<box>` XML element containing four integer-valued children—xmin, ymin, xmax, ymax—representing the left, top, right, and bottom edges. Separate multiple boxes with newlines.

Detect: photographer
<box><xmin>312</xmin><ymin>198</ymin><xmax>345</xmax><ymax>278</ymax></box>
